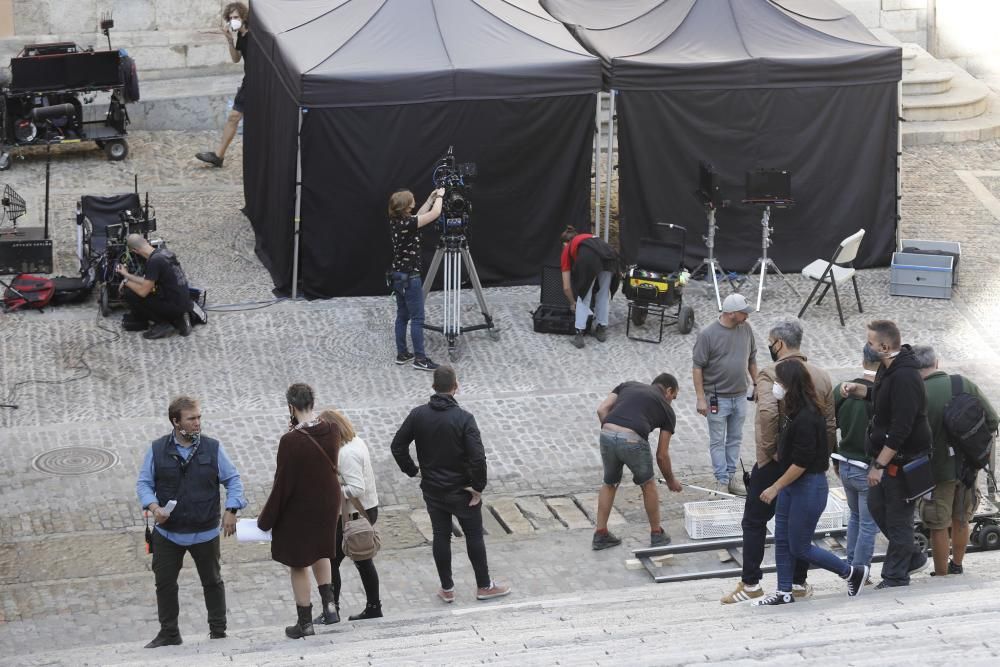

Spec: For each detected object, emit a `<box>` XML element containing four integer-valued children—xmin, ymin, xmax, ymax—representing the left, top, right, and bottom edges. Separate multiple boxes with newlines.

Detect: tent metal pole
<box><xmin>896</xmin><ymin>80</ymin><xmax>902</xmax><ymax>252</ymax></box>
<box><xmin>291</xmin><ymin>108</ymin><xmax>304</xmax><ymax>300</ymax></box>
<box><xmin>603</xmin><ymin>90</ymin><xmax>615</xmax><ymax>243</ymax></box>
<box><xmin>594</xmin><ymin>93</ymin><xmax>602</xmax><ymax>237</ymax></box>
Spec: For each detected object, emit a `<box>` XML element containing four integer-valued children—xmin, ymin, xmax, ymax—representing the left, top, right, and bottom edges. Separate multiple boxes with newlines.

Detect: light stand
<box><xmin>742</xmin><ymin>205</ymin><xmax>799</xmax><ymax>311</ymax></box>
<box><xmin>689</xmin><ymin>205</ymin><xmax>733</xmax><ymax>311</ymax></box>
<box><xmin>422</xmin><ymin>225</ymin><xmax>499</xmax><ymax>360</ymax></box>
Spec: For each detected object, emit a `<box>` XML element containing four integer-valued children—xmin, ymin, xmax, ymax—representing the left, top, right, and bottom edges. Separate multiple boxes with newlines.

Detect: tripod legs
<box><xmin>422</xmin><ymin>240</ymin><xmax>499</xmax><ymax>359</ymax></box>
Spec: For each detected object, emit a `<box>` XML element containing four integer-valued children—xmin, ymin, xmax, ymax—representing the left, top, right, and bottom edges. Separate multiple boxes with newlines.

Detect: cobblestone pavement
<box><xmin>1</xmin><ymin>132</ymin><xmax>999</xmax><ymax>657</ymax></box>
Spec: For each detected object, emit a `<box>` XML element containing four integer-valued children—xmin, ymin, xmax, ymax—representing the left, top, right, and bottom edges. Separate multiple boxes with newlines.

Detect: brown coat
<box><xmin>754</xmin><ymin>353</ymin><xmax>836</xmax><ymax>468</ymax></box>
<box><xmin>258</xmin><ymin>421</ymin><xmax>341</xmax><ymax>568</ymax></box>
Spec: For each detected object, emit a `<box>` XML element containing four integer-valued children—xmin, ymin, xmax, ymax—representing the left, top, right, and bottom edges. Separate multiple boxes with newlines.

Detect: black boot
<box><xmin>348</xmin><ymin>601</ymin><xmax>383</xmax><ymax>621</ymax></box>
<box><xmin>285</xmin><ymin>604</ymin><xmax>315</xmax><ymax>639</ymax></box>
<box><xmin>313</xmin><ymin>583</ymin><xmax>340</xmax><ymax>625</ymax></box>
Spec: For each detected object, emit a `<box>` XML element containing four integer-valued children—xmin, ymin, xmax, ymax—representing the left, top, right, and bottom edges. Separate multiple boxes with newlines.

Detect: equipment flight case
<box><xmin>532</xmin><ymin>265</ymin><xmax>590</xmax><ymax>335</ymax></box>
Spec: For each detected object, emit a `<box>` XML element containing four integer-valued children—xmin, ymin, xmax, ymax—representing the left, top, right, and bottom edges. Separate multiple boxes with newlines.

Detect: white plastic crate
<box><xmin>684</xmin><ymin>499</ymin><xmax>746</xmax><ymax>539</ymax></box>
<box><xmin>767</xmin><ymin>494</ymin><xmax>844</xmax><ymax>535</ymax></box>
<box><xmin>829</xmin><ymin>486</ymin><xmax>851</xmax><ymax>526</ymax></box>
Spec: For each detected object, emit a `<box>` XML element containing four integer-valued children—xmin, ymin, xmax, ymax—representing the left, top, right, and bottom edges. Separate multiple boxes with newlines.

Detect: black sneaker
<box><xmin>195</xmin><ymin>151</ymin><xmax>224</xmax><ymax>167</ymax></box>
<box><xmin>591</xmin><ymin>531</ymin><xmax>622</xmax><ymax>550</ymax></box>
<box><xmin>650</xmin><ymin>529</ymin><xmax>671</xmax><ymax>548</ymax></box>
<box><xmin>413</xmin><ymin>356</ymin><xmax>438</xmax><ymax>371</ymax></box>
<box><xmin>209</xmin><ymin>631</ymin><xmax>227</xmax><ymax>639</ymax></box>
<box><xmin>846</xmin><ymin>564</ymin><xmax>869</xmax><ymax>597</ymax></box>
<box><xmin>753</xmin><ymin>591</ymin><xmax>794</xmax><ymax>606</ymax></box>
<box><xmin>874</xmin><ymin>580</ymin><xmax>907</xmax><ymax>590</ymax></box>
<box><xmin>908</xmin><ymin>552</ymin><xmax>929</xmax><ymax>575</ymax></box>
<box><xmin>395</xmin><ymin>352</ymin><xmax>415</xmax><ymax>365</ymax></box>
<box><xmin>143</xmin><ymin>322</ymin><xmax>175</xmax><ymax>340</ymax></box>
<box><xmin>572</xmin><ymin>331</ymin><xmax>585</xmax><ymax>349</ymax></box>
<box><xmin>174</xmin><ymin>313</ymin><xmax>192</xmax><ymax>337</ymax></box>
<box><xmin>144</xmin><ymin>633</ymin><xmax>182</xmax><ymax>648</ymax></box>
<box><xmin>593</xmin><ymin>324</ymin><xmax>608</xmax><ymax>342</ymax></box>
<box><xmin>949</xmin><ymin>559</ymin><xmax>964</xmax><ymax>574</ymax></box>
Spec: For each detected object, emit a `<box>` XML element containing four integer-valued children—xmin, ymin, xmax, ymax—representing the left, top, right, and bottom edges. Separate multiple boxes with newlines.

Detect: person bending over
<box><xmin>560</xmin><ymin>225</ymin><xmax>619</xmax><ymax>349</ymax></box>
<box><xmin>117</xmin><ymin>234</ymin><xmax>193</xmax><ymax>340</ymax></box>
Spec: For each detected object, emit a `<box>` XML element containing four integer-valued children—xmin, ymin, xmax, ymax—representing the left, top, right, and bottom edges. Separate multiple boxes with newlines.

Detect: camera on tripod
<box><xmin>432</xmin><ymin>146</ymin><xmax>476</xmax><ymax>236</ymax></box>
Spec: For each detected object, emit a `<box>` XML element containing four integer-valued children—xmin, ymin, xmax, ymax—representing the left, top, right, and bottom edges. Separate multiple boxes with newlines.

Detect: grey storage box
<box><xmin>890</xmin><ymin>252</ymin><xmax>954</xmax><ymax>299</ymax></box>
<box><xmin>899</xmin><ymin>239</ymin><xmax>960</xmax><ymax>285</ymax></box>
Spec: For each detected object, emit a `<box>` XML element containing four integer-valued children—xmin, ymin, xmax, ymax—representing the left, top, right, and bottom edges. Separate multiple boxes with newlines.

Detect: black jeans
<box><xmin>124</xmin><ymin>289</ymin><xmax>186</xmax><ymax>325</ymax></box>
<box><xmin>151</xmin><ymin>531</ymin><xmax>226</xmax><ymax>637</ymax></box>
<box><xmin>424</xmin><ymin>490</ymin><xmax>491</xmax><ymax>590</ymax></box>
<box><xmin>333</xmin><ymin>506</ymin><xmax>380</xmax><ymax>606</ymax></box>
<box><xmin>740</xmin><ymin>462</ymin><xmax>809</xmax><ymax>586</ymax></box>
<box><xmin>868</xmin><ymin>473</ymin><xmax>921</xmax><ymax>585</ymax></box>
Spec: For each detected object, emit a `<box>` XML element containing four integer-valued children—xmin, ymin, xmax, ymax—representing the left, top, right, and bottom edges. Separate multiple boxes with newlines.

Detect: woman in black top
<box><xmin>754</xmin><ymin>359</ymin><xmax>868</xmax><ymax>605</ymax></box>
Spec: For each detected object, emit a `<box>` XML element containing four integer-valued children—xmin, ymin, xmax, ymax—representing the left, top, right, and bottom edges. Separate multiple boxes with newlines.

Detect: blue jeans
<box><xmin>392</xmin><ymin>272</ymin><xmax>425</xmax><ymax>357</ymax></box>
<box><xmin>774</xmin><ymin>472</ymin><xmax>850</xmax><ymax>592</ymax></box>
<box><xmin>575</xmin><ymin>270</ymin><xmax>612</xmax><ymax>330</ymax></box>
<box><xmin>840</xmin><ymin>463</ymin><xmax>878</xmax><ymax>568</ymax></box>
<box><xmin>599</xmin><ymin>431</ymin><xmax>654</xmax><ymax>486</ymax></box>
<box><xmin>706</xmin><ymin>396</ymin><xmax>747</xmax><ymax>482</ymax></box>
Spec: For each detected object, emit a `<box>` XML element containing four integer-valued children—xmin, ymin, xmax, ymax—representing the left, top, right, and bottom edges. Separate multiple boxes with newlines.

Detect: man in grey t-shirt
<box><xmin>692</xmin><ymin>294</ymin><xmax>758</xmax><ymax>495</ymax></box>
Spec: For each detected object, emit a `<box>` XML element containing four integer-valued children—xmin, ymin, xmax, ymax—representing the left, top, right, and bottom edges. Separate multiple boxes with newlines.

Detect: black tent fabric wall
<box><xmin>297</xmin><ymin>95</ymin><xmax>596</xmax><ymax>297</ymax></box>
<box><xmin>542</xmin><ymin>0</ymin><xmax>902</xmax><ymax>271</ymax></box>
<box><xmin>617</xmin><ymin>83</ymin><xmax>899</xmax><ymax>272</ymax></box>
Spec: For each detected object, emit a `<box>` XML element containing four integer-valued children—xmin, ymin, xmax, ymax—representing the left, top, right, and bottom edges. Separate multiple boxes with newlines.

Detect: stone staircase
<box><xmin>870</xmin><ymin>29</ymin><xmax>1000</xmax><ymax>146</ymax></box>
<box><xmin>8</xmin><ymin>554</ymin><xmax>1000</xmax><ymax>666</ymax></box>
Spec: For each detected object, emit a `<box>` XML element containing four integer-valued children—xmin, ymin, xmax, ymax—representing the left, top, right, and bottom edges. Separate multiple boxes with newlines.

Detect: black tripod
<box><xmin>422</xmin><ymin>231</ymin><xmax>499</xmax><ymax>360</ymax></box>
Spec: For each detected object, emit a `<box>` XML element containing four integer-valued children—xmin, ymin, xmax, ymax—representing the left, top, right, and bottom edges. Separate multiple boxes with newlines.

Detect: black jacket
<box><xmin>777</xmin><ymin>406</ymin><xmax>829</xmax><ymax>474</ymax></box>
<box><xmin>866</xmin><ymin>344</ymin><xmax>932</xmax><ymax>460</ymax></box>
<box><xmin>391</xmin><ymin>393</ymin><xmax>487</xmax><ymax>495</ymax></box>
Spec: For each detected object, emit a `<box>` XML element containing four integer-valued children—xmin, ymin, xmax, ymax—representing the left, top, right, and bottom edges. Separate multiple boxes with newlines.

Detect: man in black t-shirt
<box><xmin>196</xmin><ymin>2</ymin><xmax>249</xmax><ymax>168</ymax></box>
<box><xmin>118</xmin><ymin>235</ymin><xmax>193</xmax><ymax>340</ymax></box>
<box><xmin>591</xmin><ymin>373</ymin><xmax>682</xmax><ymax>550</ymax></box>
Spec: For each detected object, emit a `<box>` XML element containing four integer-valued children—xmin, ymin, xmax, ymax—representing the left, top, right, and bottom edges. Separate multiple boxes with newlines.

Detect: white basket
<box><xmin>767</xmin><ymin>495</ymin><xmax>844</xmax><ymax>535</ymax></box>
<box><xmin>829</xmin><ymin>486</ymin><xmax>851</xmax><ymax>527</ymax></box>
<box><xmin>684</xmin><ymin>499</ymin><xmax>747</xmax><ymax>539</ymax></box>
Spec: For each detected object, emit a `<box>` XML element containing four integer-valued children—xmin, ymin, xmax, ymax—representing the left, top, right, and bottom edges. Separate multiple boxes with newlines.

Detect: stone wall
<box><xmin>12</xmin><ymin>0</ymin><xmax>225</xmax><ymax>35</ymax></box>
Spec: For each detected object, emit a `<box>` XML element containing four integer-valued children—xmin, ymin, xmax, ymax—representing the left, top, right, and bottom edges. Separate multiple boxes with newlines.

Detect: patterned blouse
<box><xmin>390</xmin><ymin>215</ymin><xmax>421</xmax><ymax>273</ymax></box>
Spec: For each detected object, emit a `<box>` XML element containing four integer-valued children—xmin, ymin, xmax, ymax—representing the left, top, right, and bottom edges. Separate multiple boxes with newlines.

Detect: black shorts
<box><xmin>233</xmin><ymin>79</ymin><xmax>246</xmax><ymax>114</ymax></box>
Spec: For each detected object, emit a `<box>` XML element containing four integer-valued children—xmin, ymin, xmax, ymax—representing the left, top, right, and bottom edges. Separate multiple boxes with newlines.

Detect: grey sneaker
<box><xmin>195</xmin><ymin>151</ymin><xmax>224</xmax><ymax>167</ymax></box>
<box><xmin>650</xmin><ymin>529</ymin><xmax>671</xmax><ymax>548</ymax></box>
<box><xmin>395</xmin><ymin>351</ymin><xmax>415</xmax><ymax>365</ymax></box>
<box><xmin>572</xmin><ymin>331</ymin><xmax>585</xmax><ymax>349</ymax></box>
<box><xmin>593</xmin><ymin>324</ymin><xmax>608</xmax><ymax>342</ymax></box>
<box><xmin>591</xmin><ymin>531</ymin><xmax>622</xmax><ymax>550</ymax></box>
<box><xmin>727</xmin><ymin>475</ymin><xmax>747</xmax><ymax>497</ymax></box>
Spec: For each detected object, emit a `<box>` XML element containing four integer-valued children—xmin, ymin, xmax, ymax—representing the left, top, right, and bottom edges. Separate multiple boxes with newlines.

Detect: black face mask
<box><xmin>768</xmin><ymin>340</ymin><xmax>781</xmax><ymax>362</ymax></box>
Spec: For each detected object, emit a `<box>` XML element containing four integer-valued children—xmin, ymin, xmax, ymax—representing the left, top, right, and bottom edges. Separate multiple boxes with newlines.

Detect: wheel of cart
<box><xmin>623</xmin><ymin>224</ymin><xmax>695</xmax><ymax>343</ymax></box>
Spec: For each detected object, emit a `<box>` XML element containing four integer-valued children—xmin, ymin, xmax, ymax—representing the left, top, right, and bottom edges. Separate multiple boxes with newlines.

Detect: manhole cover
<box><xmin>32</xmin><ymin>447</ymin><xmax>119</xmax><ymax>476</ymax></box>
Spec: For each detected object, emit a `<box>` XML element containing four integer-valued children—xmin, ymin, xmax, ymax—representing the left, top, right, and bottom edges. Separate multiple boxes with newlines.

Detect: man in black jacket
<box><xmin>841</xmin><ymin>320</ymin><xmax>932</xmax><ymax>588</ymax></box>
<box><xmin>391</xmin><ymin>365</ymin><xmax>511</xmax><ymax>603</ymax></box>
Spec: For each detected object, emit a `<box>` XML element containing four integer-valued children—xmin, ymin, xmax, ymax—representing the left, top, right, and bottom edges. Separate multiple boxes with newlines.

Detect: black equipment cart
<box><xmin>623</xmin><ymin>224</ymin><xmax>695</xmax><ymax>344</ymax></box>
<box><xmin>0</xmin><ymin>41</ymin><xmax>131</xmax><ymax>170</ymax></box>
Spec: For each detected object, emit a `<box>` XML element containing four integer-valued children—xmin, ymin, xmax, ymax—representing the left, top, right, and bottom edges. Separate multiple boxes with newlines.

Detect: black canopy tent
<box><xmin>244</xmin><ymin>0</ymin><xmax>603</xmax><ymax>298</ymax></box>
<box><xmin>541</xmin><ymin>0</ymin><xmax>902</xmax><ymax>273</ymax></box>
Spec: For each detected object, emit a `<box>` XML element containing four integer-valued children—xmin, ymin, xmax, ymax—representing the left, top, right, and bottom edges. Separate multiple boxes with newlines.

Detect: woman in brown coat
<box><xmin>258</xmin><ymin>383</ymin><xmax>342</xmax><ymax>638</ymax></box>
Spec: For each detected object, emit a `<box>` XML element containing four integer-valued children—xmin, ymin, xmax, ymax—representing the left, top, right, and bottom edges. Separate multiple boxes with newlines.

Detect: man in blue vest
<box><xmin>136</xmin><ymin>396</ymin><xmax>246</xmax><ymax>648</ymax></box>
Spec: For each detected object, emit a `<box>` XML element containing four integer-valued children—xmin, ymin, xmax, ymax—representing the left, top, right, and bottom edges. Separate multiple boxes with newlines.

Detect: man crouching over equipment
<box><xmin>117</xmin><ymin>234</ymin><xmax>193</xmax><ymax>340</ymax></box>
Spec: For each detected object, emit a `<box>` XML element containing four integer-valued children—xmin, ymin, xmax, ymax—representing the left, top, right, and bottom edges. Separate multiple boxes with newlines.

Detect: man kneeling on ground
<box><xmin>117</xmin><ymin>234</ymin><xmax>193</xmax><ymax>340</ymax></box>
<box><xmin>592</xmin><ymin>373</ymin><xmax>682</xmax><ymax>550</ymax></box>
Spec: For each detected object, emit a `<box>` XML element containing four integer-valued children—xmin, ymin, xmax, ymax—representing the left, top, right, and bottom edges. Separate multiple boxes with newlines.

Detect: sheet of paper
<box><xmin>236</xmin><ymin>518</ymin><xmax>272</xmax><ymax>542</ymax></box>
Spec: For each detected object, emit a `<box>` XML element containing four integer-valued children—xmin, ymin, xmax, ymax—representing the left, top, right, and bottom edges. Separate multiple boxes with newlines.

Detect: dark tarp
<box><xmin>246</xmin><ymin>0</ymin><xmax>603</xmax><ymax>296</ymax></box>
<box><xmin>541</xmin><ymin>0</ymin><xmax>902</xmax><ymax>273</ymax></box>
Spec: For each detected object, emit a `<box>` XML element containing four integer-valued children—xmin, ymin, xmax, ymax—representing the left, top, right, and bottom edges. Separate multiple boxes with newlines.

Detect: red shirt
<box><xmin>560</xmin><ymin>233</ymin><xmax>592</xmax><ymax>272</ymax></box>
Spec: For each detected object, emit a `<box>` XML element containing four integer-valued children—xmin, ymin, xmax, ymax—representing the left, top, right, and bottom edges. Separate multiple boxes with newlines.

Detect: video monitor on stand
<box><xmin>692</xmin><ymin>162</ymin><xmax>732</xmax><ymax>311</ymax></box>
<box><xmin>741</xmin><ymin>169</ymin><xmax>799</xmax><ymax>311</ymax></box>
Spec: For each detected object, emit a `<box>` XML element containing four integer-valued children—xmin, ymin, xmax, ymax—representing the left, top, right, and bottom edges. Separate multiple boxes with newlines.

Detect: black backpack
<box><xmin>943</xmin><ymin>375</ymin><xmax>996</xmax><ymax>475</ymax></box>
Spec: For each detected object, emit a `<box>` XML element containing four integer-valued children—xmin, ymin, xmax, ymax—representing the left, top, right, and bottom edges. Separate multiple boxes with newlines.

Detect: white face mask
<box><xmin>772</xmin><ymin>383</ymin><xmax>786</xmax><ymax>401</ymax></box>
<box><xmin>229</xmin><ymin>18</ymin><xmax>242</xmax><ymax>31</ymax></box>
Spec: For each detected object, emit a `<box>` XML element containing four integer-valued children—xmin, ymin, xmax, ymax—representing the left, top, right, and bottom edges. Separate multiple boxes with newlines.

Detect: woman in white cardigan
<box><xmin>317</xmin><ymin>409</ymin><xmax>382</xmax><ymax>621</ymax></box>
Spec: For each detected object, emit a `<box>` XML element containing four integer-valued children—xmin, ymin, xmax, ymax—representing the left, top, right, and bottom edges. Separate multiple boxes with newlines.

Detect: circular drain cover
<box><xmin>32</xmin><ymin>447</ymin><xmax>119</xmax><ymax>476</ymax></box>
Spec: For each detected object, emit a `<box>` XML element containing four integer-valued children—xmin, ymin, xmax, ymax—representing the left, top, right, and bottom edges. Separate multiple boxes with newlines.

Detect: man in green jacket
<box><xmin>912</xmin><ymin>346</ymin><xmax>999</xmax><ymax>576</ymax></box>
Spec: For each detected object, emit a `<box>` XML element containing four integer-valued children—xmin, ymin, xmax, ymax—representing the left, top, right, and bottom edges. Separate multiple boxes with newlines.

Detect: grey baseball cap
<box><xmin>721</xmin><ymin>293</ymin><xmax>753</xmax><ymax>314</ymax></box>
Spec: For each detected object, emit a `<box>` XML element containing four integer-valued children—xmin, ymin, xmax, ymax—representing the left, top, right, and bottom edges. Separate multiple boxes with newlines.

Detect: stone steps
<box><xmin>11</xmin><ymin>561</ymin><xmax>1000</xmax><ymax>666</ymax></box>
<box><xmin>902</xmin><ymin>64</ymin><xmax>991</xmax><ymax>122</ymax></box>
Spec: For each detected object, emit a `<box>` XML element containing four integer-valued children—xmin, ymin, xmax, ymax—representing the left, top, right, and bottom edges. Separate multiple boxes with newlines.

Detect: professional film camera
<box><xmin>431</xmin><ymin>146</ymin><xmax>476</xmax><ymax>236</ymax></box>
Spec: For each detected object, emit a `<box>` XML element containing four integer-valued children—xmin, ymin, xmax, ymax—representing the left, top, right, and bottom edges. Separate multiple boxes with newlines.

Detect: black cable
<box><xmin>1</xmin><ymin>309</ymin><xmax>121</xmax><ymax>408</ymax></box>
<box><xmin>204</xmin><ymin>297</ymin><xmax>288</xmax><ymax>312</ymax></box>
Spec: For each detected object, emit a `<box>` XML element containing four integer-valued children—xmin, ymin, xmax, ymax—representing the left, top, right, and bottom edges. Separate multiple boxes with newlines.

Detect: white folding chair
<box><xmin>797</xmin><ymin>228</ymin><xmax>865</xmax><ymax>326</ymax></box>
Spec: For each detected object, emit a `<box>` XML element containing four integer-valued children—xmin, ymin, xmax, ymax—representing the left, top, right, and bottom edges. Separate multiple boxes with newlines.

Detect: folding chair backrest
<box><xmin>81</xmin><ymin>193</ymin><xmax>142</xmax><ymax>253</ymax></box>
<box><xmin>833</xmin><ymin>228</ymin><xmax>865</xmax><ymax>265</ymax></box>
<box><xmin>636</xmin><ymin>237</ymin><xmax>684</xmax><ymax>274</ymax></box>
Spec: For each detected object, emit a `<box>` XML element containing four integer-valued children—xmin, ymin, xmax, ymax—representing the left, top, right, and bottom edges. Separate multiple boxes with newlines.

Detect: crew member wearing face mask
<box><xmin>840</xmin><ymin>320</ymin><xmax>932</xmax><ymax>589</ymax></box>
<box><xmin>721</xmin><ymin>319</ymin><xmax>835</xmax><ymax>605</ymax></box>
<box><xmin>136</xmin><ymin>396</ymin><xmax>246</xmax><ymax>648</ymax></box>
<box><xmin>196</xmin><ymin>2</ymin><xmax>250</xmax><ymax>168</ymax></box>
